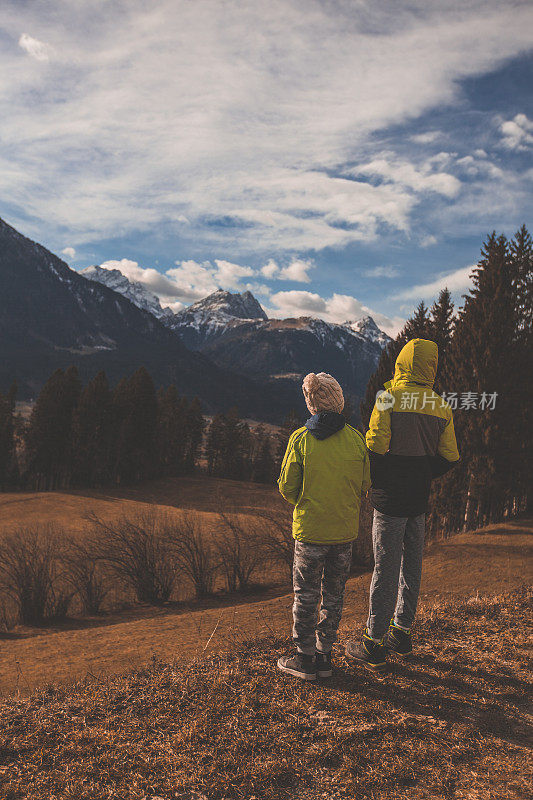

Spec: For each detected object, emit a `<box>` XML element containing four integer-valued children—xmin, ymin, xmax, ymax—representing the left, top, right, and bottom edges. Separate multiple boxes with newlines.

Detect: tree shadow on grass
<box><xmin>326</xmin><ymin>658</ymin><xmax>531</xmax><ymax>748</ymax></box>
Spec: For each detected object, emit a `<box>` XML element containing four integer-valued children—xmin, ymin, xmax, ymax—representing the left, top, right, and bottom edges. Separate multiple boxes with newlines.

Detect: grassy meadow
<box><xmin>0</xmin><ymin>586</ymin><xmax>530</xmax><ymax>799</ymax></box>
<box><xmin>0</xmin><ymin>474</ymin><xmax>530</xmax><ymax>697</ymax></box>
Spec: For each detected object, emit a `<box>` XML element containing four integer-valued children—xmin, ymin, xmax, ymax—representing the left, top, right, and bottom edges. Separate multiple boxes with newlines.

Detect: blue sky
<box><xmin>1</xmin><ymin>1</ymin><xmax>532</xmax><ymax>334</ymax></box>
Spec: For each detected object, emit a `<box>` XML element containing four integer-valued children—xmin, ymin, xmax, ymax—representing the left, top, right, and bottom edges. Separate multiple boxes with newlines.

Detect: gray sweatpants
<box><xmin>367</xmin><ymin>510</ymin><xmax>426</xmax><ymax>640</ymax></box>
<box><xmin>292</xmin><ymin>539</ymin><xmax>353</xmax><ymax>655</ymax></box>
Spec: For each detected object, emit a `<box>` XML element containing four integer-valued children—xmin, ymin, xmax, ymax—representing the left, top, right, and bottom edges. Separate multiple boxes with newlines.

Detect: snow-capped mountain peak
<box><xmin>81</xmin><ymin>265</ymin><xmax>173</xmax><ymax>321</ymax></box>
<box><xmin>344</xmin><ymin>315</ymin><xmax>391</xmax><ymax>347</ymax></box>
<box><xmin>185</xmin><ymin>289</ymin><xmax>268</xmax><ymax>321</ymax></box>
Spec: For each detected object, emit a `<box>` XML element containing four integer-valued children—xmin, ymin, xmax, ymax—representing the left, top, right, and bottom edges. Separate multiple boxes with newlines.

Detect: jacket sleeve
<box><xmin>432</xmin><ymin>412</ymin><xmax>460</xmax><ymax>477</ymax></box>
<box><xmin>365</xmin><ymin>403</ymin><xmax>391</xmax><ymax>455</ymax></box>
<box><xmin>278</xmin><ymin>432</ymin><xmax>303</xmax><ymax>505</ymax></box>
<box><xmin>437</xmin><ymin>412</ymin><xmax>460</xmax><ymax>461</ymax></box>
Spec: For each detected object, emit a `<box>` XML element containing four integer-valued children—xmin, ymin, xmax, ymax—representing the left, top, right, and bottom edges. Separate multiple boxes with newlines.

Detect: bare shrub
<box><xmin>86</xmin><ymin>509</ymin><xmax>178</xmax><ymax>605</ymax></box>
<box><xmin>63</xmin><ymin>538</ymin><xmax>110</xmax><ymax>615</ymax></box>
<box><xmin>0</xmin><ymin>524</ymin><xmax>72</xmax><ymax>625</ymax></box>
<box><xmin>255</xmin><ymin>508</ymin><xmax>294</xmax><ymax>583</ymax></box>
<box><xmin>216</xmin><ymin>512</ymin><xmax>265</xmax><ymax>593</ymax></box>
<box><xmin>166</xmin><ymin>512</ymin><xmax>219</xmax><ymax>598</ymax></box>
<box><xmin>0</xmin><ymin>595</ymin><xmax>17</xmax><ymax>631</ymax></box>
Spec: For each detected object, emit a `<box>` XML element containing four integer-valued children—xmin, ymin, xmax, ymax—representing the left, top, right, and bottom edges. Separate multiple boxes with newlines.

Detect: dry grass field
<box><xmin>0</xmin><ymin>476</ymin><xmax>531</xmax><ymax>698</ymax></box>
<box><xmin>0</xmin><ymin>587</ymin><xmax>530</xmax><ymax>800</ymax></box>
<box><xmin>0</xmin><ymin>475</ymin><xmax>286</xmax><ymax>535</ymax></box>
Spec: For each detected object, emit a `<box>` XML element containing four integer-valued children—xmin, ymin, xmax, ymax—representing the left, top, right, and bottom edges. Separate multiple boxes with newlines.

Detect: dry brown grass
<box><xmin>0</xmin><ymin>587</ymin><xmax>530</xmax><ymax>800</ymax></box>
<box><xmin>0</xmin><ymin>476</ymin><xmax>287</xmax><ymax>536</ymax></box>
<box><xmin>0</xmin><ymin>517</ymin><xmax>531</xmax><ymax>698</ymax></box>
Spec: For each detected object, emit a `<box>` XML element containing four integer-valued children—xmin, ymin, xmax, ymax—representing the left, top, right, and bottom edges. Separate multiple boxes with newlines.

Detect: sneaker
<box><xmin>384</xmin><ymin>620</ymin><xmax>413</xmax><ymax>657</ymax></box>
<box><xmin>345</xmin><ymin>629</ymin><xmax>387</xmax><ymax>672</ymax></box>
<box><xmin>315</xmin><ymin>651</ymin><xmax>333</xmax><ymax>678</ymax></box>
<box><xmin>277</xmin><ymin>653</ymin><xmax>317</xmax><ymax>681</ymax></box>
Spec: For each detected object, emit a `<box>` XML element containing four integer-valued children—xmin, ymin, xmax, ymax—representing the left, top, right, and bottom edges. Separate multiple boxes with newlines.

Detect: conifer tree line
<box><xmin>0</xmin><ymin>368</ymin><xmax>283</xmax><ymax>491</ymax></box>
<box><xmin>204</xmin><ymin>408</ymin><xmax>302</xmax><ymax>484</ymax></box>
<box><xmin>361</xmin><ymin>226</ymin><xmax>532</xmax><ymax>536</ymax></box>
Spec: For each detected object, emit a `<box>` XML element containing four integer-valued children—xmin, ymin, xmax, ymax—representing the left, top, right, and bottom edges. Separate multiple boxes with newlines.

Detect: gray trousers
<box><xmin>367</xmin><ymin>510</ymin><xmax>426</xmax><ymax>640</ymax></box>
<box><xmin>292</xmin><ymin>540</ymin><xmax>353</xmax><ymax>655</ymax></box>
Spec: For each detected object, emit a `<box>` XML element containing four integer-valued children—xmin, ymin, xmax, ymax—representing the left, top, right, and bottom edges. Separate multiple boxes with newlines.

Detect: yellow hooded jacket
<box><xmin>366</xmin><ymin>338</ymin><xmax>460</xmax><ymax>517</ymax></box>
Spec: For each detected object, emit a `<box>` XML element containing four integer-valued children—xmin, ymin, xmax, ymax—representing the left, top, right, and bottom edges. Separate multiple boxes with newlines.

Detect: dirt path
<box><xmin>1</xmin><ymin>519</ymin><xmax>531</xmax><ymax>696</ymax></box>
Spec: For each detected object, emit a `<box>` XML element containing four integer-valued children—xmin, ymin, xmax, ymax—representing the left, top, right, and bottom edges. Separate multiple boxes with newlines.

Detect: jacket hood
<box><xmin>305</xmin><ymin>411</ymin><xmax>346</xmax><ymax>440</ymax></box>
<box><xmin>388</xmin><ymin>338</ymin><xmax>438</xmax><ymax>389</ymax></box>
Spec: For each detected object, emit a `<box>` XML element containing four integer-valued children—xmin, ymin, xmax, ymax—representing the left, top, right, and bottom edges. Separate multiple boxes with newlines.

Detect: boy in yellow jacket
<box><xmin>345</xmin><ymin>338</ymin><xmax>460</xmax><ymax>671</ymax></box>
<box><xmin>277</xmin><ymin>372</ymin><xmax>370</xmax><ymax>681</ymax></box>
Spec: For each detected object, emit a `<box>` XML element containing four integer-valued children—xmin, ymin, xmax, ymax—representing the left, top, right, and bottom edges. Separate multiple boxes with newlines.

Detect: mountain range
<box><xmin>82</xmin><ymin>267</ymin><xmax>391</xmax><ymax>414</ymax></box>
<box><xmin>0</xmin><ymin>217</ymin><xmax>390</xmax><ymax>422</ymax></box>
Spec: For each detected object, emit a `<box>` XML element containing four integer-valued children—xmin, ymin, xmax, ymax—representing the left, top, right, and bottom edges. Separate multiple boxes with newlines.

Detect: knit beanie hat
<box><xmin>302</xmin><ymin>372</ymin><xmax>344</xmax><ymax>415</ymax></box>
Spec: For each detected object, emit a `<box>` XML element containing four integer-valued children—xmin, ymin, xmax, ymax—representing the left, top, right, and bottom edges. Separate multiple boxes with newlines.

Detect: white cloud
<box><xmin>261</xmin><ymin>259</ymin><xmax>279</xmax><ymax>279</ymax></box>
<box><xmin>96</xmin><ymin>257</ymin><xmax>257</xmax><ymax>305</ymax></box>
<box><xmin>393</xmin><ymin>264</ymin><xmax>475</xmax><ymax>302</ymax></box>
<box><xmin>1</xmin><ymin>1</ymin><xmax>531</xmax><ymax>252</ymax></box>
<box><xmin>269</xmin><ymin>290</ymin><xmax>326</xmax><ymax>315</ymax></box>
<box><xmin>420</xmin><ymin>234</ymin><xmax>437</xmax><ymax>247</ymax></box>
<box><xmin>213</xmin><ymin>259</ymin><xmax>254</xmax><ymax>287</ymax></box>
<box><xmin>18</xmin><ymin>33</ymin><xmax>51</xmax><ymax>61</ymax></box>
<box><xmin>455</xmin><ymin>154</ymin><xmax>503</xmax><ymax>179</ymax></box>
<box><xmin>350</xmin><ymin>155</ymin><xmax>461</xmax><ymax>198</ymax></box>
<box><xmin>61</xmin><ymin>246</ymin><xmax>76</xmax><ymax>259</ymax></box>
<box><xmin>259</xmin><ymin>257</ymin><xmax>314</xmax><ymax>282</ymax></box>
<box><xmin>278</xmin><ymin>258</ymin><xmax>314</xmax><ymax>283</ymax></box>
<box><xmin>409</xmin><ymin>131</ymin><xmax>440</xmax><ymax>144</ymax></box>
<box><xmin>95</xmin><ymin>254</ymin><xmax>313</xmax><ymax>305</ymax></box>
<box><xmin>500</xmin><ymin>113</ymin><xmax>533</xmax><ymax>151</ymax></box>
<box><xmin>363</xmin><ymin>265</ymin><xmax>399</xmax><ymax>278</ymax></box>
<box><xmin>267</xmin><ymin>290</ymin><xmax>403</xmax><ymax>336</ymax></box>
<box><xmin>100</xmin><ymin>258</ymin><xmax>185</xmax><ymax>299</ymax></box>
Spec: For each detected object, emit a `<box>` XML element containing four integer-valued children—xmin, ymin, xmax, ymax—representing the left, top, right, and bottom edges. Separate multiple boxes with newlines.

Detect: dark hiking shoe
<box><xmin>277</xmin><ymin>653</ymin><xmax>317</xmax><ymax>681</ymax></box>
<box><xmin>384</xmin><ymin>621</ymin><xmax>413</xmax><ymax>657</ymax></box>
<box><xmin>345</xmin><ymin>630</ymin><xmax>387</xmax><ymax>672</ymax></box>
<box><xmin>316</xmin><ymin>651</ymin><xmax>333</xmax><ymax>678</ymax></box>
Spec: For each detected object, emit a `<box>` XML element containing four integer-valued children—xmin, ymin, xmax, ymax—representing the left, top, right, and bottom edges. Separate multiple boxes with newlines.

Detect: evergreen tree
<box><xmin>429</xmin><ymin>288</ymin><xmax>455</xmax><ymax>393</ymax></box>
<box><xmin>71</xmin><ymin>371</ymin><xmax>114</xmax><ymax>487</ymax></box>
<box><xmin>156</xmin><ymin>385</ymin><xmax>188</xmax><ymax>477</ymax></box>
<box><xmin>0</xmin><ymin>382</ymin><xmax>16</xmax><ymax>489</ymax></box>
<box><xmin>26</xmin><ymin>366</ymin><xmax>81</xmax><ymax>489</ymax></box>
<box><xmin>251</xmin><ymin>425</ymin><xmax>276</xmax><ymax>483</ymax></box>
<box><xmin>184</xmin><ymin>397</ymin><xmax>205</xmax><ymax>472</ymax></box>
<box><xmin>205</xmin><ymin>408</ymin><xmax>251</xmax><ymax>479</ymax></box>
<box><xmin>402</xmin><ymin>300</ymin><xmax>432</xmax><ymax>340</ymax></box>
<box><xmin>112</xmin><ymin>367</ymin><xmax>157</xmax><ymax>484</ymax></box>
<box><xmin>510</xmin><ymin>224</ymin><xmax>533</xmax><ymax>347</ymax></box>
<box><xmin>275</xmin><ymin>410</ymin><xmax>303</xmax><ymax>466</ymax></box>
<box><xmin>205</xmin><ymin>413</ymin><xmax>226</xmax><ymax>475</ymax></box>
<box><xmin>508</xmin><ymin>226</ymin><xmax>532</xmax><ymax>511</ymax></box>
<box><xmin>443</xmin><ymin>231</ymin><xmax>525</xmax><ymax>529</ymax></box>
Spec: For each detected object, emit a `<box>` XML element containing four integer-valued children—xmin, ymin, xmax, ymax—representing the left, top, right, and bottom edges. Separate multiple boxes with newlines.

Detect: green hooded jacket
<box><xmin>278</xmin><ymin>412</ymin><xmax>370</xmax><ymax>544</ymax></box>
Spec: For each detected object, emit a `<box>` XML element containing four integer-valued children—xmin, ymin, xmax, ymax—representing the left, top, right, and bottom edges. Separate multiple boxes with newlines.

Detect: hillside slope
<box><xmin>0</xmin><ymin>515</ymin><xmax>530</xmax><ymax>696</ymax></box>
<box><xmin>0</xmin><ymin>218</ymin><xmax>294</xmax><ymax>420</ymax></box>
<box><xmin>0</xmin><ymin>587</ymin><xmax>530</xmax><ymax>800</ymax></box>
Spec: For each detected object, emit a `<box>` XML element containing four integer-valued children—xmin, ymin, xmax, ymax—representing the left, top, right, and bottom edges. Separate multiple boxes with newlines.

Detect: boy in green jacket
<box><xmin>277</xmin><ymin>372</ymin><xmax>370</xmax><ymax>681</ymax></box>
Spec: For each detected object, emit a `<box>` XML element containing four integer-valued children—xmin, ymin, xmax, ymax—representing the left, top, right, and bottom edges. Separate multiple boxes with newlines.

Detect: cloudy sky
<box><xmin>1</xmin><ymin>0</ymin><xmax>532</xmax><ymax>333</ymax></box>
